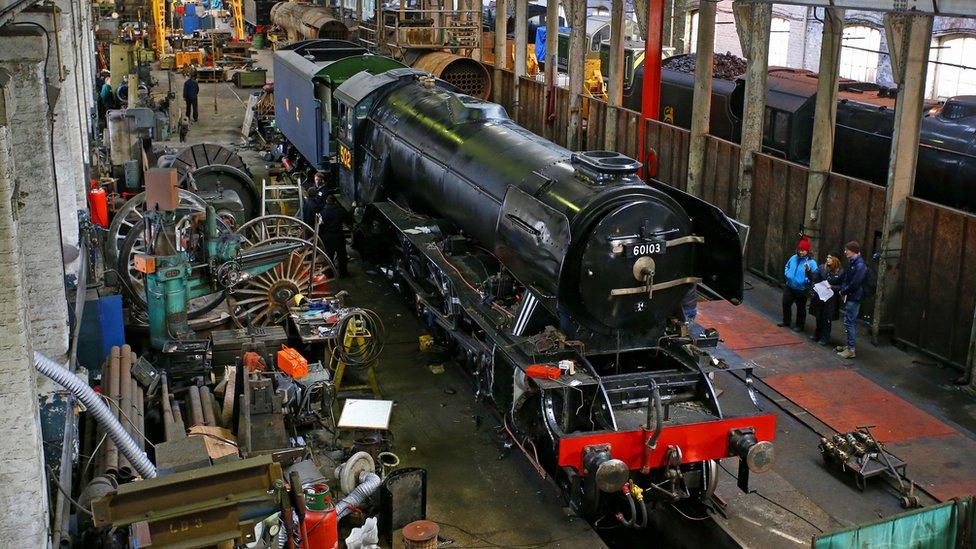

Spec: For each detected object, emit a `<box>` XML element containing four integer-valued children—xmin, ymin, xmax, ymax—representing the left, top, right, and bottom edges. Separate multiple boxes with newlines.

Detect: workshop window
<box><xmin>768</xmin><ymin>17</ymin><xmax>790</xmax><ymax>67</ymax></box>
<box><xmin>926</xmin><ymin>35</ymin><xmax>976</xmax><ymax>101</ymax></box>
<box><xmin>839</xmin><ymin>25</ymin><xmax>882</xmax><ymax>83</ymax></box>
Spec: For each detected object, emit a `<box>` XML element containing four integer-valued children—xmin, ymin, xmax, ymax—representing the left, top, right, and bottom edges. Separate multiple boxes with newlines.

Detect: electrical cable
<box><xmin>46</xmin><ymin>466</ymin><xmax>92</xmax><ymax>517</ymax></box>
<box><xmin>717</xmin><ymin>461</ymin><xmax>823</xmax><ymax>532</ymax></box>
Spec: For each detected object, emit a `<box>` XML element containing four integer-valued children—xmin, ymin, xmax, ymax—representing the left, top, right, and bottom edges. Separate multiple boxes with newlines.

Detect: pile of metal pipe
<box><xmin>94</xmin><ymin>345</ymin><xmax>149</xmax><ymax>479</ymax></box>
<box><xmin>161</xmin><ymin>373</ymin><xmax>187</xmax><ymax>441</ymax></box>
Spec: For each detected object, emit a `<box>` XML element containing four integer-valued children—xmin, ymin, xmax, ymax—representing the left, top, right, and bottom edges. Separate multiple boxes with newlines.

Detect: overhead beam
<box><xmin>603</xmin><ymin>0</ymin><xmax>625</xmax><ymax>150</ymax></box>
<box><xmin>686</xmin><ymin>0</ymin><xmax>716</xmax><ymax>198</ymax></box>
<box><xmin>732</xmin><ymin>0</ymin><xmax>976</xmax><ymax>18</ymax></box>
<box><xmin>803</xmin><ymin>7</ymin><xmax>844</xmax><ymax>256</ymax></box>
<box><xmin>566</xmin><ymin>0</ymin><xmax>586</xmax><ymax>149</ymax></box>
<box><xmin>872</xmin><ymin>12</ymin><xmax>933</xmax><ymax>339</ymax></box>
<box><xmin>732</xmin><ymin>0</ymin><xmax>771</xmax><ymax>224</ymax></box>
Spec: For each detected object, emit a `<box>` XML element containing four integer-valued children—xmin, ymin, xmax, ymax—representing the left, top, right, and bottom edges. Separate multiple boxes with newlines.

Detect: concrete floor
<box><xmin>151</xmin><ymin>49</ymin><xmax>976</xmax><ymax>548</ymax></box>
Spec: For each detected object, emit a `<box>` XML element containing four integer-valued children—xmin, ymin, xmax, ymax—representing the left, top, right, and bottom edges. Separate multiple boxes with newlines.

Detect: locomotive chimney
<box><xmin>571</xmin><ymin>151</ymin><xmax>643</xmax><ymax>186</ymax></box>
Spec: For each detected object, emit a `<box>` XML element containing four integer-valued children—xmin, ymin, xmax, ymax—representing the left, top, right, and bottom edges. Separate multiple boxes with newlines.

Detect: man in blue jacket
<box><xmin>836</xmin><ymin>241</ymin><xmax>867</xmax><ymax>359</ymax></box>
<box><xmin>183</xmin><ymin>72</ymin><xmax>200</xmax><ymax>122</ymax></box>
<box><xmin>780</xmin><ymin>236</ymin><xmax>818</xmax><ymax>332</ymax></box>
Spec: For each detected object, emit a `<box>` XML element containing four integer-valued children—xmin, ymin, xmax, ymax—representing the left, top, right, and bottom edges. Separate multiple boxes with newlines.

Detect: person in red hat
<box><xmin>779</xmin><ymin>235</ymin><xmax>818</xmax><ymax>332</ymax></box>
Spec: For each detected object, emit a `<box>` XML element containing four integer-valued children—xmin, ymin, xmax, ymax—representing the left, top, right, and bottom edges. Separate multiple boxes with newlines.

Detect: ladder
<box><xmin>229</xmin><ymin>0</ymin><xmax>245</xmax><ymax>41</ymax></box>
<box><xmin>260</xmin><ymin>179</ymin><xmax>305</xmax><ymax>217</ymax></box>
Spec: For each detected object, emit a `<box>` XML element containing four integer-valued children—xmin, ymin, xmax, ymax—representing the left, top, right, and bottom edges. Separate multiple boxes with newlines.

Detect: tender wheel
<box><xmin>226</xmin><ymin>236</ymin><xmax>336</xmax><ymax>327</ymax></box>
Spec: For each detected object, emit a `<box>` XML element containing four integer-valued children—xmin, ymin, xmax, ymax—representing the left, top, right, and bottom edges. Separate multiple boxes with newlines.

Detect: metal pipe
<box><xmin>136</xmin><ymin>385</ymin><xmax>145</xmax><ymax>451</ymax></box>
<box><xmin>170</xmin><ymin>395</ymin><xmax>187</xmax><ymax>437</ymax></box>
<box><xmin>188</xmin><ymin>385</ymin><xmax>204</xmax><ymax>427</ymax></box>
<box><xmin>199</xmin><ymin>386</ymin><xmax>217</xmax><ymax>426</ymax></box>
<box><xmin>119</xmin><ymin>345</ymin><xmax>133</xmax><ymax>472</ymax></box>
<box><xmin>221</xmin><ymin>367</ymin><xmax>237</xmax><ymax>427</ymax></box>
<box><xmin>104</xmin><ymin>346</ymin><xmax>121</xmax><ymax>473</ymax></box>
<box><xmin>34</xmin><ymin>352</ymin><xmax>156</xmax><ymax>478</ymax></box>
<box><xmin>161</xmin><ymin>372</ymin><xmax>174</xmax><ymax>440</ymax></box>
<box><xmin>129</xmin><ymin>349</ymin><xmax>142</xmax><ymax>450</ymax></box>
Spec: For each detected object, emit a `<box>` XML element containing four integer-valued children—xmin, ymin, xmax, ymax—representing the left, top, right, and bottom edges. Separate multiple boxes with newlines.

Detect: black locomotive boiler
<box><xmin>332</xmin><ymin>68</ymin><xmax>775</xmax><ymax>522</ymax></box>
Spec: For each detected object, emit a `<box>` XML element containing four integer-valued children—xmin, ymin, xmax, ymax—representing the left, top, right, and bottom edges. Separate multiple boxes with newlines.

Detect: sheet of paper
<box><xmin>814</xmin><ymin>280</ymin><xmax>834</xmax><ymax>302</ymax></box>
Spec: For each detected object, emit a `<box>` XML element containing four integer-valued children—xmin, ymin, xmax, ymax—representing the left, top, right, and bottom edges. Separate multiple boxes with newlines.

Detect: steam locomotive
<box><xmin>312</xmin><ymin>65</ymin><xmax>775</xmax><ymax>521</ymax></box>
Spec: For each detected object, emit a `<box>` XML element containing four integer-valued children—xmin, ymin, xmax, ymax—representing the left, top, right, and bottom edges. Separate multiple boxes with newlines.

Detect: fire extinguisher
<box><xmin>87</xmin><ymin>180</ymin><xmax>109</xmax><ymax>228</ymax></box>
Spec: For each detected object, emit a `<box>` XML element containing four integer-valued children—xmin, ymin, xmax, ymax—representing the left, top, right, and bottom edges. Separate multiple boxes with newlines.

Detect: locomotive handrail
<box><xmin>609</xmin><ymin>276</ymin><xmax>702</xmax><ymax>297</ymax></box>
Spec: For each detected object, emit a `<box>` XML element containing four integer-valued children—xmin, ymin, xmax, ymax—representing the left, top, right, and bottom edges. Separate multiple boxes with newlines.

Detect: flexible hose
<box><xmin>335</xmin><ymin>471</ymin><xmax>381</xmax><ymax>519</ymax></box>
<box><xmin>646</xmin><ymin>379</ymin><xmax>663</xmax><ymax>450</ymax></box>
<box><xmin>34</xmin><ymin>352</ymin><xmax>157</xmax><ymax>479</ymax></box>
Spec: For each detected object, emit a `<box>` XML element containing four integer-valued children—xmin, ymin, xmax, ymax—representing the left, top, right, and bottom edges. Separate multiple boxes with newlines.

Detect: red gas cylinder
<box><xmin>301</xmin><ymin>484</ymin><xmax>338</xmax><ymax>549</ymax></box>
<box><xmin>88</xmin><ymin>181</ymin><xmax>109</xmax><ymax>228</ymax></box>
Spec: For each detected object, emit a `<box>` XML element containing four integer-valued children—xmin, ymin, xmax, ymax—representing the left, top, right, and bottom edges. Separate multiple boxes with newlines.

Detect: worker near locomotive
<box><xmin>304</xmin><ymin>171</ymin><xmax>352</xmax><ymax>278</ymax></box>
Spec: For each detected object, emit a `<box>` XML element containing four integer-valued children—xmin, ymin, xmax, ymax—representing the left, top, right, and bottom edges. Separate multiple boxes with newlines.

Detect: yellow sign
<box><xmin>339</xmin><ymin>143</ymin><xmax>352</xmax><ymax>170</ymax></box>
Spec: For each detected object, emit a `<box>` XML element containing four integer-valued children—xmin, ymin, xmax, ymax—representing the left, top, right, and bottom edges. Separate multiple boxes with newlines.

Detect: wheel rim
<box><xmin>235</xmin><ymin>215</ymin><xmax>318</xmax><ymax>244</ymax></box>
<box><xmin>226</xmin><ymin>236</ymin><xmax>336</xmax><ymax>327</ymax></box>
<box><xmin>117</xmin><ymin>218</ymin><xmax>227</xmax><ymax>318</ymax></box>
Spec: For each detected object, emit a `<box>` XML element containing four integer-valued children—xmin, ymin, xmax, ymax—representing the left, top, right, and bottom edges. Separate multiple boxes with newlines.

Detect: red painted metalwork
<box><xmin>557</xmin><ymin>414</ymin><xmax>777</xmax><ymax>472</ymax></box>
<box><xmin>639</xmin><ymin>0</ymin><xmax>665</xmax><ymax>175</ymax></box>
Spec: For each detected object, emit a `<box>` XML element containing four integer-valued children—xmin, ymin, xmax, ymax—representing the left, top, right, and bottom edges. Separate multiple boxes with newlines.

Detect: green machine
<box><xmin>134</xmin><ymin>169</ymin><xmax>304</xmax><ymax>351</ymax></box>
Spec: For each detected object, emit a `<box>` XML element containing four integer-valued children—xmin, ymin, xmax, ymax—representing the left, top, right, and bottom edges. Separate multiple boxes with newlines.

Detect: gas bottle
<box><xmin>301</xmin><ymin>484</ymin><xmax>338</xmax><ymax>549</ymax></box>
<box><xmin>87</xmin><ymin>181</ymin><xmax>109</xmax><ymax>228</ymax></box>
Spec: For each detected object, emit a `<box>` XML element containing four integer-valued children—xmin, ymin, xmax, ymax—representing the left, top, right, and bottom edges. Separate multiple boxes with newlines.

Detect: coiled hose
<box><xmin>34</xmin><ymin>352</ymin><xmax>157</xmax><ymax>479</ymax></box>
<box><xmin>335</xmin><ymin>471</ymin><xmax>382</xmax><ymax>519</ymax></box>
<box><xmin>327</xmin><ymin>308</ymin><xmax>386</xmax><ymax>369</ymax></box>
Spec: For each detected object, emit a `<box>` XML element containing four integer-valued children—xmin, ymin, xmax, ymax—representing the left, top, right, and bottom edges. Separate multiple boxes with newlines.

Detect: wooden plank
<box><xmin>951</xmin><ymin>216</ymin><xmax>976</xmax><ymax>365</ymax></box>
<box><xmin>923</xmin><ymin>208</ymin><xmax>966</xmax><ymax>360</ymax></box>
<box><xmin>748</xmin><ymin>153</ymin><xmax>771</xmax><ymax>273</ymax></box>
<box><xmin>895</xmin><ymin>200</ymin><xmax>935</xmax><ymax>351</ymax></box>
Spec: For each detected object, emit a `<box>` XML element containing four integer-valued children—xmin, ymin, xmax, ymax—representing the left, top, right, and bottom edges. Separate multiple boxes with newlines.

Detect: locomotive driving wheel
<box><xmin>226</xmin><ymin>236</ymin><xmax>336</xmax><ymax>327</ymax></box>
<box><xmin>235</xmin><ymin>215</ymin><xmax>319</xmax><ymax>245</ymax></box>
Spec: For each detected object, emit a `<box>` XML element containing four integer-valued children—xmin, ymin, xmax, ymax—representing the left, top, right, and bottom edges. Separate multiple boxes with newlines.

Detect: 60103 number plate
<box><xmin>626</xmin><ymin>241</ymin><xmax>666</xmax><ymax>257</ymax></box>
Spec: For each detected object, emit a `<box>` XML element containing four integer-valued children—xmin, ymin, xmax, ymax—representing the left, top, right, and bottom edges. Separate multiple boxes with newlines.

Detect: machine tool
<box><xmin>133</xmin><ymin>168</ymin><xmax>306</xmax><ymax>351</ymax></box>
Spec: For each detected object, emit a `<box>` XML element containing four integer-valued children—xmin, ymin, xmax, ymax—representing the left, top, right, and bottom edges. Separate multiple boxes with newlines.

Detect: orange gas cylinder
<box><xmin>88</xmin><ymin>181</ymin><xmax>109</xmax><ymax>228</ymax></box>
<box><xmin>301</xmin><ymin>484</ymin><xmax>338</xmax><ymax>549</ymax></box>
<box><xmin>277</xmin><ymin>345</ymin><xmax>308</xmax><ymax>378</ymax></box>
